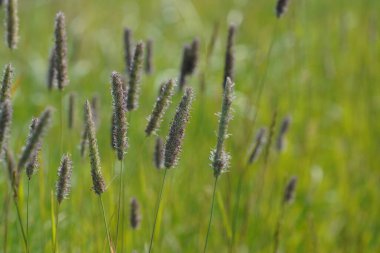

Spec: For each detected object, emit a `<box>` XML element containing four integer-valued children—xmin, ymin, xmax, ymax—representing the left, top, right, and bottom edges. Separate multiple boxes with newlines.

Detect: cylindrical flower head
<box><xmin>276</xmin><ymin>115</ymin><xmax>292</xmax><ymax>151</ymax></box>
<box><xmin>47</xmin><ymin>47</ymin><xmax>57</xmax><ymax>90</ymax></box>
<box><xmin>111</xmin><ymin>71</ymin><xmax>128</xmax><ymax>160</ymax></box>
<box><xmin>276</xmin><ymin>0</ymin><xmax>290</xmax><ymax>18</ymax></box>
<box><xmin>127</xmin><ymin>41</ymin><xmax>144</xmax><ymax>111</ymax></box>
<box><xmin>84</xmin><ymin>100</ymin><xmax>106</xmax><ymax>195</ymax></box>
<box><xmin>145</xmin><ymin>39</ymin><xmax>153</xmax><ymax>74</ymax></box>
<box><xmin>0</xmin><ymin>100</ymin><xmax>13</xmax><ymax>158</ymax></box>
<box><xmin>145</xmin><ymin>79</ymin><xmax>175</xmax><ymax>136</ymax></box>
<box><xmin>154</xmin><ymin>137</ymin><xmax>164</xmax><ymax>169</ymax></box>
<box><xmin>223</xmin><ymin>25</ymin><xmax>236</xmax><ymax>90</ymax></box>
<box><xmin>5</xmin><ymin>0</ymin><xmax>19</xmax><ymax>49</ymax></box>
<box><xmin>130</xmin><ymin>197</ymin><xmax>141</xmax><ymax>229</ymax></box>
<box><xmin>54</xmin><ymin>12</ymin><xmax>69</xmax><ymax>90</ymax></box>
<box><xmin>164</xmin><ymin>87</ymin><xmax>194</xmax><ymax>168</ymax></box>
<box><xmin>56</xmin><ymin>153</ymin><xmax>73</xmax><ymax>204</ymax></box>
<box><xmin>283</xmin><ymin>176</ymin><xmax>297</xmax><ymax>204</ymax></box>
<box><xmin>178</xmin><ymin>45</ymin><xmax>192</xmax><ymax>90</ymax></box>
<box><xmin>212</xmin><ymin>77</ymin><xmax>234</xmax><ymax>177</ymax></box>
<box><xmin>26</xmin><ymin>118</ymin><xmax>41</xmax><ymax>180</ymax></box>
<box><xmin>0</xmin><ymin>64</ymin><xmax>14</xmax><ymax>104</ymax></box>
<box><xmin>248</xmin><ymin>127</ymin><xmax>267</xmax><ymax>165</ymax></box>
<box><xmin>124</xmin><ymin>28</ymin><xmax>133</xmax><ymax>74</ymax></box>
<box><xmin>18</xmin><ymin>107</ymin><xmax>52</xmax><ymax>171</ymax></box>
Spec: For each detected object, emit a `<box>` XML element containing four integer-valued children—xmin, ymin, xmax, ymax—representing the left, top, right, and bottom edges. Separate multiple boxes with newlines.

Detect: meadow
<box><xmin>0</xmin><ymin>0</ymin><xmax>379</xmax><ymax>252</ymax></box>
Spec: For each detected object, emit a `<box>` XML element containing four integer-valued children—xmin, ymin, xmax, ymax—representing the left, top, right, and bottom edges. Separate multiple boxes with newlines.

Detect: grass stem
<box><xmin>99</xmin><ymin>196</ymin><xmax>113</xmax><ymax>253</ymax></box>
<box><xmin>148</xmin><ymin>168</ymin><xmax>168</xmax><ymax>253</ymax></box>
<box><xmin>13</xmin><ymin>198</ymin><xmax>28</xmax><ymax>252</ymax></box>
<box><xmin>203</xmin><ymin>177</ymin><xmax>218</xmax><ymax>253</ymax></box>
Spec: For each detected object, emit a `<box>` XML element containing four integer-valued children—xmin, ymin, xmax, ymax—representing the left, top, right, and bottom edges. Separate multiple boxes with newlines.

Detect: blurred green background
<box><xmin>0</xmin><ymin>0</ymin><xmax>379</xmax><ymax>252</ymax></box>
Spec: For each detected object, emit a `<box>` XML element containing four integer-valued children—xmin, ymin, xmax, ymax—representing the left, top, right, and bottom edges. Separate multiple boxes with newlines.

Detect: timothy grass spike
<box><xmin>127</xmin><ymin>41</ymin><xmax>144</xmax><ymax>111</ymax></box>
<box><xmin>111</xmin><ymin>71</ymin><xmax>128</xmax><ymax>160</ymax></box>
<box><xmin>25</xmin><ymin>118</ymin><xmax>41</xmax><ymax>180</ymax></box>
<box><xmin>54</xmin><ymin>12</ymin><xmax>69</xmax><ymax>90</ymax></box>
<box><xmin>0</xmin><ymin>100</ymin><xmax>12</xmax><ymax>158</ymax></box>
<box><xmin>248</xmin><ymin>127</ymin><xmax>267</xmax><ymax>165</ymax></box>
<box><xmin>223</xmin><ymin>25</ymin><xmax>236</xmax><ymax>90</ymax></box>
<box><xmin>276</xmin><ymin>0</ymin><xmax>290</xmax><ymax>18</ymax></box>
<box><xmin>145</xmin><ymin>39</ymin><xmax>153</xmax><ymax>74</ymax></box>
<box><xmin>84</xmin><ymin>100</ymin><xmax>106</xmax><ymax>195</ymax></box>
<box><xmin>145</xmin><ymin>79</ymin><xmax>175</xmax><ymax>136</ymax></box>
<box><xmin>164</xmin><ymin>87</ymin><xmax>194</xmax><ymax>169</ymax></box>
<box><xmin>154</xmin><ymin>137</ymin><xmax>164</xmax><ymax>169</ymax></box>
<box><xmin>130</xmin><ymin>197</ymin><xmax>141</xmax><ymax>229</ymax></box>
<box><xmin>211</xmin><ymin>77</ymin><xmax>234</xmax><ymax>177</ymax></box>
<box><xmin>56</xmin><ymin>153</ymin><xmax>73</xmax><ymax>204</ymax></box>
<box><xmin>5</xmin><ymin>0</ymin><xmax>19</xmax><ymax>49</ymax></box>
<box><xmin>276</xmin><ymin>115</ymin><xmax>292</xmax><ymax>151</ymax></box>
<box><xmin>47</xmin><ymin>48</ymin><xmax>57</xmax><ymax>90</ymax></box>
<box><xmin>18</xmin><ymin>107</ymin><xmax>52</xmax><ymax>171</ymax></box>
<box><xmin>124</xmin><ymin>28</ymin><xmax>133</xmax><ymax>74</ymax></box>
<box><xmin>0</xmin><ymin>64</ymin><xmax>14</xmax><ymax>104</ymax></box>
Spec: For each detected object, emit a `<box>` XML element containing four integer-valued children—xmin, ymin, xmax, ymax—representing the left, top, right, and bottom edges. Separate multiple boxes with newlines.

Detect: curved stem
<box><xmin>203</xmin><ymin>177</ymin><xmax>219</xmax><ymax>253</ymax></box>
<box><xmin>13</xmin><ymin>198</ymin><xmax>28</xmax><ymax>252</ymax></box>
<box><xmin>148</xmin><ymin>168</ymin><xmax>168</xmax><ymax>253</ymax></box>
<box><xmin>99</xmin><ymin>196</ymin><xmax>113</xmax><ymax>253</ymax></box>
<box><xmin>251</xmin><ymin>20</ymin><xmax>279</xmax><ymax>128</ymax></box>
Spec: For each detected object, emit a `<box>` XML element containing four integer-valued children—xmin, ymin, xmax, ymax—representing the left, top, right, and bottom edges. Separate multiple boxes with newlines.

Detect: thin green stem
<box><xmin>203</xmin><ymin>177</ymin><xmax>219</xmax><ymax>253</ymax></box>
<box><xmin>54</xmin><ymin>203</ymin><xmax>60</xmax><ymax>253</ymax></box>
<box><xmin>114</xmin><ymin>159</ymin><xmax>124</xmax><ymax>251</ymax></box>
<box><xmin>26</xmin><ymin>180</ymin><xmax>30</xmax><ymax>247</ymax></box>
<box><xmin>230</xmin><ymin>170</ymin><xmax>245</xmax><ymax>253</ymax></box>
<box><xmin>99</xmin><ymin>196</ymin><xmax>113</xmax><ymax>253</ymax></box>
<box><xmin>251</xmin><ymin>20</ymin><xmax>279</xmax><ymax>129</ymax></box>
<box><xmin>148</xmin><ymin>168</ymin><xmax>168</xmax><ymax>253</ymax></box>
<box><xmin>3</xmin><ymin>190</ymin><xmax>10</xmax><ymax>253</ymax></box>
<box><xmin>60</xmin><ymin>91</ymin><xmax>64</xmax><ymax>154</ymax></box>
<box><xmin>273</xmin><ymin>204</ymin><xmax>285</xmax><ymax>253</ymax></box>
<box><xmin>13</xmin><ymin>198</ymin><xmax>28</xmax><ymax>252</ymax></box>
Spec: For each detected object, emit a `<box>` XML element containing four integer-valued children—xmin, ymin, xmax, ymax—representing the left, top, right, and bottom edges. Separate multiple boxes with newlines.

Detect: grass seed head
<box><xmin>276</xmin><ymin>115</ymin><xmax>292</xmax><ymax>151</ymax></box>
<box><xmin>1</xmin><ymin>64</ymin><xmax>14</xmax><ymax>104</ymax></box>
<box><xmin>212</xmin><ymin>77</ymin><xmax>234</xmax><ymax>177</ymax></box>
<box><xmin>127</xmin><ymin>41</ymin><xmax>144</xmax><ymax>111</ymax></box>
<box><xmin>248</xmin><ymin>127</ymin><xmax>267</xmax><ymax>165</ymax></box>
<box><xmin>145</xmin><ymin>39</ymin><xmax>153</xmax><ymax>74</ymax></box>
<box><xmin>111</xmin><ymin>71</ymin><xmax>128</xmax><ymax>160</ymax></box>
<box><xmin>56</xmin><ymin>153</ymin><xmax>73</xmax><ymax>204</ymax></box>
<box><xmin>276</xmin><ymin>0</ymin><xmax>290</xmax><ymax>18</ymax></box>
<box><xmin>223</xmin><ymin>25</ymin><xmax>236</xmax><ymax>90</ymax></box>
<box><xmin>85</xmin><ymin>100</ymin><xmax>105</xmax><ymax>195</ymax></box>
<box><xmin>283</xmin><ymin>176</ymin><xmax>297</xmax><ymax>204</ymax></box>
<box><xmin>18</xmin><ymin>107</ymin><xmax>52</xmax><ymax>171</ymax></box>
<box><xmin>130</xmin><ymin>197</ymin><xmax>141</xmax><ymax>229</ymax></box>
<box><xmin>25</xmin><ymin>118</ymin><xmax>41</xmax><ymax>180</ymax></box>
<box><xmin>54</xmin><ymin>11</ymin><xmax>69</xmax><ymax>90</ymax></box>
<box><xmin>145</xmin><ymin>79</ymin><xmax>175</xmax><ymax>136</ymax></box>
<box><xmin>154</xmin><ymin>137</ymin><xmax>164</xmax><ymax>169</ymax></box>
<box><xmin>0</xmin><ymin>100</ymin><xmax>13</xmax><ymax>159</ymax></box>
<box><xmin>124</xmin><ymin>28</ymin><xmax>133</xmax><ymax>74</ymax></box>
<box><xmin>5</xmin><ymin>0</ymin><xmax>19</xmax><ymax>49</ymax></box>
<box><xmin>164</xmin><ymin>87</ymin><xmax>194</xmax><ymax>169</ymax></box>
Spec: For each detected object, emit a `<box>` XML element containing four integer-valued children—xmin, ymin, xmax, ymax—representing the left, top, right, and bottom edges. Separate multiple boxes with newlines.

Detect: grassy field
<box><xmin>0</xmin><ymin>0</ymin><xmax>379</xmax><ymax>252</ymax></box>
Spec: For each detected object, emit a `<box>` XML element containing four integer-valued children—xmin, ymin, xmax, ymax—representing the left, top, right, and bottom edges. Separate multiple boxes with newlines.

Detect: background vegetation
<box><xmin>0</xmin><ymin>0</ymin><xmax>379</xmax><ymax>252</ymax></box>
